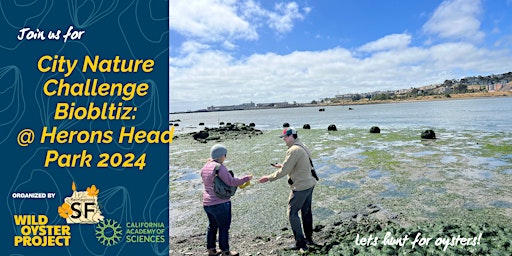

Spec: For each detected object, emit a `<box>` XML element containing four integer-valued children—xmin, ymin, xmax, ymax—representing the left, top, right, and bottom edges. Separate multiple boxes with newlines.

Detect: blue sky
<box><xmin>169</xmin><ymin>0</ymin><xmax>512</xmax><ymax>112</ymax></box>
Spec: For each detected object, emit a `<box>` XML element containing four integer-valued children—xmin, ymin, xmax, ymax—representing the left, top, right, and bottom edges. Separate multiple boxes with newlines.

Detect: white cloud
<box><xmin>169</xmin><ymin>0</ymin><xmax>512</xmax><ymax>112</ymax></box>
<box><xmin>180</xmin><ymin>41</ymin><xmax>210</xmax><ymax>54</ymax></box>
<box><xmin>422</xmin><ymin>0</ymin><xmax>484</xmax><ymax>42</ymax></box>
<box><xmin>267</xmin><ymin>2</ymin><xmax>305</xmax><ymax>33</ymax></box>
<box><xmin>170</xmin><ymin>40</ymin><xmax>512</xmax><ymax>111</ymax></box>
<box><xmin>358</xmin><ymin>34</ymin><xmax>412</xmax><ymax>52</ymax></box>
<box><xmin>170</xmin><ymin>0</ymin><xmax>258</xmax><ymax>42</ymax></box>
<box><xmin>221</xmin><ymin>40</ymin><xmax>237</xmax><ymax>50</ymax></box>
<box><xmin>170</xmin><ymin>0</ymin><xmax>307</xmax><ymax>43</ymax></box>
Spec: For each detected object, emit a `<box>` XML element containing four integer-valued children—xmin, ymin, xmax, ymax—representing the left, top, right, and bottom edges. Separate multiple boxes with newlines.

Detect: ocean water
<box><xmin>170</xmin><ymin>97</ymin><xmax>512</xmax><ymax>133</ymax></box>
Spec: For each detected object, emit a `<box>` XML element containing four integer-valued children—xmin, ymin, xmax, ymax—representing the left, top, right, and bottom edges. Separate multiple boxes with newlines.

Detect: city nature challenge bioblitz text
<box><xmin>17</xmin><ymin>54</ymin><xmax>174</xmax><ymax>170</ymax></box>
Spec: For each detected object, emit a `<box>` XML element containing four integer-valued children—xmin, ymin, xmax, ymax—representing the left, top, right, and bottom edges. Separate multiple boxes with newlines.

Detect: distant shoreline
<box><xmin>170</xmin><ymin>91</ymin><xmax>511</xmax><ymax>115</ymax></box>
<box><xmin>316</xmin><ymin>91</ymin><xmax>512</xmax><ymax>107</ymax></box>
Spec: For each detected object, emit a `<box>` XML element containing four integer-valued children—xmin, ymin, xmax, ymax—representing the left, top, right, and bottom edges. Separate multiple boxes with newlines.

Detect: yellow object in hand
<box><xmin>239</xmin><ymin>181</ymin><xmax>250</xmax><ymax>189</ymax></box>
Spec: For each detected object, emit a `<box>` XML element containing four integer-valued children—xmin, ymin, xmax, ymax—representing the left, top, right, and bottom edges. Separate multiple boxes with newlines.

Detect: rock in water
<box><xmin>370</xmin><ymin>126</ymin><xmax>380</xmax><ymax>133</ymax></box>
<box><xmin>421</xmin><ymin>129</ymin><xmax>436</xmax><ymax>139</ymax></box>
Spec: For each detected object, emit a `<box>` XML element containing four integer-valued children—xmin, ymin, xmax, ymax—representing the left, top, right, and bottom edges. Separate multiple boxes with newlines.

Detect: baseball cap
<box><xmin>279</xmin><ymin>127</ymin><xmax>297</xmax><ymax>138</ymax></box>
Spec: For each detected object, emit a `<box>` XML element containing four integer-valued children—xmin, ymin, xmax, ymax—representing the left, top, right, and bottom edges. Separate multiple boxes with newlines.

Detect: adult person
<box><xmin>201</xmin><ymin>144</ymin><xmax>252</xmax><ymax>256</ymax></box>
<box><xmin>259</xmin><ymin>127</ymin><xmax>318</xmax><ymax>252</ymax></box>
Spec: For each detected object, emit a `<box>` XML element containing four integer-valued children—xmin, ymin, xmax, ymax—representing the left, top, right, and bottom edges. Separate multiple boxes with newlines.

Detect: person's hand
<box><xmin>258</xmin><ymin>176</ymin><xmax>269</xmax><ymax>183</ymax></box>
<box><xmin>247</xmin><ymin>175</ymin><xmax>253</xmax><ymax>180</ymax></box>
<box><xmin>271</xmin><ymin>163</ymin><xmax>282</xmax><ymax>168</ymax></box>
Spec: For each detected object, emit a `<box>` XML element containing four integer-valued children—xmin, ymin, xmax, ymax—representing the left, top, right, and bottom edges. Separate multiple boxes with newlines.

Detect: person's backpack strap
<box><xmin>295</xmin><ymin>144</ymin><xmax>319</xmax><ymax>181</ymax></box>
<box><xmin>214</xmin><ymin>163</ymin><xmax>221</xmax><ymax>175</ymax></box>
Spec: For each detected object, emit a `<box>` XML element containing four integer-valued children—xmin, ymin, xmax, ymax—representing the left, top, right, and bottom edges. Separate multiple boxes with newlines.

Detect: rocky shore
<box><xmin>171</xmin><ymin>203</ymin><xmax>511</xmax><ymax>255</ymax></box>
<box><xmin>173</xmin><ymin>122</ymin><xmax>263</xmax><ymax>143</ymax></box>
<box><xmin>170</xmin><ymin>124</ymin><xmax>512</xmax><ymax>255</ymax></box>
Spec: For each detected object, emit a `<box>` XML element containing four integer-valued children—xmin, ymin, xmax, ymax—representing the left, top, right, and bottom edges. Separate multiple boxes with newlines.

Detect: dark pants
<box><xmin>288</xmin><ymin>186</ymin><xmax>314</xmax><ymax>246</ymax></box>
<box><xmin>204</xmin><ymin>201</ymin><xmax>232</xmax><ymax>252</ymax></box>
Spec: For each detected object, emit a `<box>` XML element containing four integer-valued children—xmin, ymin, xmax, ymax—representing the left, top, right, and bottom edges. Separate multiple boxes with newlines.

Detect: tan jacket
<box><xmin>268</xmin><ymin>139</ymin><xmax>317</xmax><ymax>191</ymax></box>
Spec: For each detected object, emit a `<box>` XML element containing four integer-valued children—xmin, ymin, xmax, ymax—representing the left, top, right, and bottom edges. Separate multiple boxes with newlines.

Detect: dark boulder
<box><xmin>370</xmin><ymin>126</ymin><xmax>380</xmax><ymax>133</ymax></box>
<box><xmin>176</xmin><ymin>122</ymin><xmax>263</xmax><ymax>142</ymax></box>
<box><xmin>328</xmin><ymin>124</ymin><xmax>337</xmax><ymax>131</ymax></box>
<box><xmin>303</xmin><ymin>124</ymin><xmax>311</xmax><ymax>129</ymax></box>
<box><xmin>192</xmin><ymin>130</ymin><xmax>209</xmax><ymax>140</ymax></box>
<box><xmin>421</xmin><ymin>129</ymin><xmax>436</xmax><ymax>139</ymax></box>
<box><xmin>249</xmin><ymin>123</ymin><xmax>256</xmax><ymax>127</ymax></box>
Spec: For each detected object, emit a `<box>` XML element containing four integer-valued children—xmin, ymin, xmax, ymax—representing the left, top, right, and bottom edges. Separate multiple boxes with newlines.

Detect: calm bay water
<box><xmin>170</xmin><ymin>97</ymin><xmax>512</xmax><ymax>132</ymax></box>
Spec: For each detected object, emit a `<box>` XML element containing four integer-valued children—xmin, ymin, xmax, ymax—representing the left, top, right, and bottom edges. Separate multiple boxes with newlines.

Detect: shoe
<box><xmin>306</xmin><ymin>238</ymin><xmax>318</xmax><ymax>246</ymax></box>
<box><xmin>207</xmin><ymin>248</ymin><xmax>221</xmax><ymax>255</ymax></box>
<box><xmin>288</xmin><ymin>243</ymin><xmax>308</xmax><ymax>251</ymax></box>
<box><xmin>221</xmin><ymin>251</ymin><xmax>239</xmax><ymax>256</ymax></box>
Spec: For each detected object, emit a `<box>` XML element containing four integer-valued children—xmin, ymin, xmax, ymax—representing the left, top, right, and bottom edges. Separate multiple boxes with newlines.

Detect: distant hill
<box><xmin>329</xmin><ymin>71</ymin><xmax>512</xmax><ymax>103</ymax></box>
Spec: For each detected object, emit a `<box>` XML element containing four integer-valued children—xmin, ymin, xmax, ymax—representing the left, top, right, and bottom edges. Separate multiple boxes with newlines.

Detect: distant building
<box><xmin>433</xmin><ymin>86</ymin><xmax>452</xmax><ymax>94</ymax></box>
<box><xmin>334</xmin><ymin>94</ymin><xmax>355</xmax><ymax>101</ymax></box>
<box><xmin>207</xmin><ymin>102</ymin><xmax>255</xmax><ymax>111</ymax></box>
<box><xmin>467</xmin><ymin>85</ymin><xmax>483</xmax><ymax>92</ymax></box>
<box><xmin>205</xmin><ymin>101</ymin><xmax>299</xmax><ymax>112</ymax></box>
<box><xmin>256</xmin><ymin>102</ymin><xmax>290</xmax><ymax>108</ymax></box>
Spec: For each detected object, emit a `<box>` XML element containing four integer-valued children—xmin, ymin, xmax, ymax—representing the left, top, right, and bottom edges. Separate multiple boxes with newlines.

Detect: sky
<box><xmin>169</xmin><ymin>0</ymin><xmax>512</xmax><ymax>112</ymax></box>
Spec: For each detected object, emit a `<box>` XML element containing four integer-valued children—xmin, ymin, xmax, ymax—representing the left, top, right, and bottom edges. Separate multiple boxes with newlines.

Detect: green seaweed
<box><xmin>170</xmin><ymin>128</ymin><xmax>512</xmax><ymax>254</ymax></box>
<box><xmin>483</xmin><ymin>143</ymin><xmax>512</xmax><ymax>155</ymax></box>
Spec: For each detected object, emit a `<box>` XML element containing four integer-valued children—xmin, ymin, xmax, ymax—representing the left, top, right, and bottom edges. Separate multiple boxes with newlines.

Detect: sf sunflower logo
<box><xmin>57</xmin><ymin>182</ymin><xmax>123</xmax><ymax>246</ymax></box>
<box><xmin>58</xmin><ymin>182</ymin><xmax>104</xmax><ymax>224</ymax></box>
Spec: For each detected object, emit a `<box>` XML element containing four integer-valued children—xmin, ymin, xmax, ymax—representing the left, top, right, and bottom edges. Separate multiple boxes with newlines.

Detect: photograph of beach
<box><xmin>169</xmin><ymin>1</ymin><xmax>512</xmax><ymax>255</ymax></box>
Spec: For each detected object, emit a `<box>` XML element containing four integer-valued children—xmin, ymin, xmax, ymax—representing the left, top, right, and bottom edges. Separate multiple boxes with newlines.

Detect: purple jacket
<box><xmin>201</xmin><ymin>160</ymin><xmax>251</xmax><ymax>206</ymax></box>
